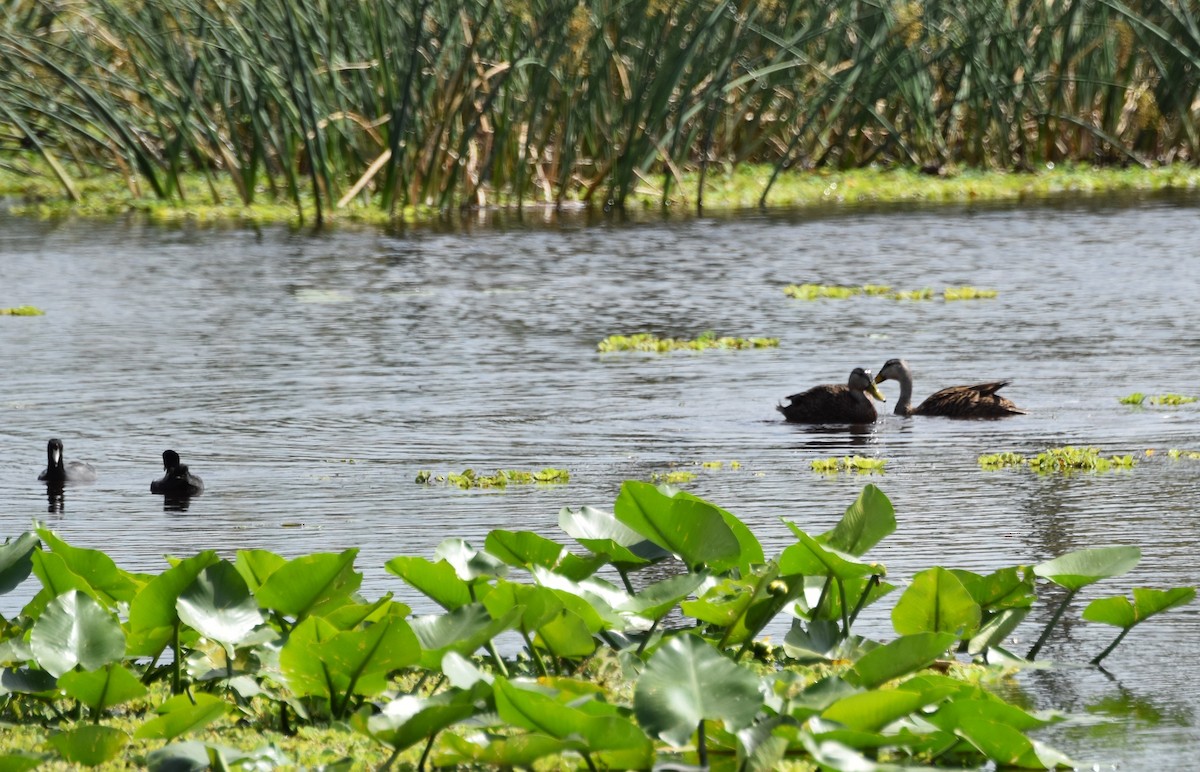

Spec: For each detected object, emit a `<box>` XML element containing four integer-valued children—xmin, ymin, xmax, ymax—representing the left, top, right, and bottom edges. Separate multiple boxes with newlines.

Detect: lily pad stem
<box><xmin>1026</xmin><ymin>587</ymin><xmax>1078</xmax><ymax>660</ymax></box>
<box><xmin>1091</xmin><ymin>627</ymin><xmax>1132</xmax><ymax>666</ymax></box>
<box><xmin>697</xmin><ymin>718</ymin><xmax>708</xmax><ymax>768</ymax></box>
<box><xmin>171</xmin><ymin>620</ymin><xmax>182</xmax><ymax>695</ymax></box>
<box><xmin>636</xmin><ymin>618</ymin><xmax>660</xmax><ymax>658</ymax></box>
<box><xmin>521</xmin><ymin>629</ymin><xmax>549</xmax><ymax>677</ymax></box>
<box><xmin>849</xmin><ymin>575</ymin><xmax>880</xmax><ymax>628</ymax></box>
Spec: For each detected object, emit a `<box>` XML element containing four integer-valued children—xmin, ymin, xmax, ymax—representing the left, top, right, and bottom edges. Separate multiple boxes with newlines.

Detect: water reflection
<box><xmin>162</xmin><ymin>497</ymin><xmax>193</xmax><ymax>513</ymax></box>
<box><xmin>44</xmin><ymin>482</ymin><xmax>64</xmax><ymax>513</ymax></box>
<box><xmin>2</xmin><ymin>196</ymin><xmax>1200</xmax><ymax>769</ymax></box>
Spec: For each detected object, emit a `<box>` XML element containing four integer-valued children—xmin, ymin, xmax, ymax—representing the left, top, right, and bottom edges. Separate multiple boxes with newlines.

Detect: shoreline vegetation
<box><xmin>3</xmin><ymin>161</ymin><xmax>1199</xmax><ymax>226</ymax></box>
<box><xmin>3</xmin><ymin>0</ymin><xmax>1200</xmax><ymax>226</ymax></box>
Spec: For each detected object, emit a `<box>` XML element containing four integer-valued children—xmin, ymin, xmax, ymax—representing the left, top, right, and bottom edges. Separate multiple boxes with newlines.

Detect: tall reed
<box><xmin>1</xmin><ymin>0</ymin><xmax>1197</xmax><ymax>216</ymax></box>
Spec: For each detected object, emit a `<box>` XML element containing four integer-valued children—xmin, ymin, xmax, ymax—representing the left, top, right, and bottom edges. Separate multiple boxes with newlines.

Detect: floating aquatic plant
<box><xmin>890</xmin><ymin>288</ymin><xmax>935</xmax><ymax>301</ymax></box>
<box><xmin>977</xmin><ymin>452</ymin><xmax>1026</xmax><ymax>470</ymax></box>
<box><xmin>650</xmin><ymin>470</ymin><xmax>697</xmax><ymax>484</ymax></box>
<box><xmin>782</xmin><ymin>283</ymin><xmax>864</xmax><ymax>300</ymax></box>
<box><xmin>1167</xmin><ymin>449</ymin><xmax>1200</xmax><ymax>460</ymax></box>
<box><xmin>1119</xmin><ymin>392</ymin><xmax>1196</xmax><ymax>406</ymax></box>
<box><xmin>597</xmin><ymin>331</ymin><xmax>779</xmax><ymax>353</ymax></box>
<box><xmin>943</xmin><ymin>286</ymin><xmax>998</xmax><ymax>300</ymax></box>
<box><xmin>416</xmin><ymin>468</ymin><xmax>569</xmax><ymax>489</ymax></box>
<box><xmin>1</xmin><ymin>305</ymin><xmax>44</xmax><ymax>315</ymax></box>
<box><xmin>810</xmin><ymin>455</ymin><xmax>887</xmax><ymax>474</ymax></box>
<box><xmin>979</xmin><ymin>447</ymin><xmax>1136</xmax><ymax>474</ymax></box>
<box><xmin>784</xmin><ymin>284</ymin><xmax>982</xmax><ymax>302</ymax></box>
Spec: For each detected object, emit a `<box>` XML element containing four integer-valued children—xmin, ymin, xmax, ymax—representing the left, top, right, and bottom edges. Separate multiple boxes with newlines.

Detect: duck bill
<box><xmin>869</xmin><ymin>382</ymin><xmax>886</xmax><ymax>402</ymax></box>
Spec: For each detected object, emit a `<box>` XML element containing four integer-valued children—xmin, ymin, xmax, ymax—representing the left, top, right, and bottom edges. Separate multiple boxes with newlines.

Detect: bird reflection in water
<box><xmin>163</xmin><ymin>496</ymin><xmax>192</xmax><ymax>513</ymax></box>
<box><xmin>45</xmin><ymin>481</ymin><xmax>65</xmax><ymax>513</ymax></box>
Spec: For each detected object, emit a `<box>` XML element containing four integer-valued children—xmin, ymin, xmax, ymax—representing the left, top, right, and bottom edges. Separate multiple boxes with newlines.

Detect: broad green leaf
<box><xmin>409</xmin><ymin>604</ymin><xmax>520</xmax><ymax>670</ymax></box>
<box><xmin>279</xmin><ymin>615</ymin><xmax>340</xmax><ymax>699</ymax></box>
<box><xmin>145</xmin><ymin>741</ymin><xmax>290</xmax><ymax>770</ymax></box>
<box><xmin>323</xmin><ymin>596</ymin><xmax>408</xmax><ymax>631</ymax></box>
<box><xmin>558</xmin><ymin>505</ymin><xmax>669</xmax><ymax>567</ymax></box>
<box><xmin>620</xmin><ymin>572</ymin><xmax>707</xmax><ymax>621</ymax></box>
<box><xmin>681</xmin><ymin>565</ymin><xmax>799</xmax><ymax>646</ymax></box>
<box><xmin>784</xmin><ymin>619</ymin><xmax>855</xmax><ymax>663</ymax></box>
<box><xmin>134</xmin><ymin>693</ymin><xmax>230</xmax><ymax>740</ymax></box>
<box><xmin>28</xmin><ymin>550</ymin><xmax>95</xmax><ymax>606</ymax></box>
<box><xmin>892</xmin><ymin>567</ymin><xmax>981</xmax><ymax>637</ymax></box>
<box><xmin>495</xmin><ymin>677</ymin><xmax>652</xmax><ymax>759</ymax></box>
<box><xmin>822</xmin><ymin>689</ymin><xmax>927</xmax><ymax>733</ymax></box>
<box><xmin>58</xmin><ymin>664</ymin><xmax>148</xmax><ymax>714</ymax></box>
<box><xmin>484</xmin><ymin>530</ymin><xmax>603</xmax><ymax>581</ymax></box>
<box><xmin>954</xmin><ymin>714</ymin><xmax>1070</xmax><ymax>768</ymax></box>
<box><xmin>534</xmin><ymin>606</ymin><xmax>598</xmax><ymax>658</ymax></box>
<box><xmin>435</xmin><ymin>539</ymin><xmax>508</xmax><ymax>582</ymax></box>
<box><xmin>176</xmin><ymin>561</ymin><xmax>264</xmax><ymax>645</ymax></box>
<box><xmin>126</xmin><ymin>550</ymin><xmax>221</xmax><ymax>657</ymax></box>
<box><xmin>0</xmin><ymin>532</ymin><xmax>39</xmax><ymax>595</ymax></box>
<box><xmin>674</xmin><ymin>490</ymin><xmax>765</xmax><ymax>569</ymax></box>
<box><xmin>482</xmin><ymin>580</ymin><xmax>564</xmax><ymax>634</ymax></box>
<box><xmin>925</xmin><ymin>697</ymin><xmax>1053</xmax><ymax>734</ymax></box>
<box><xmin>353</xmin><ymin>693</ymin><xmax>478</xmax><ymax>752</ymax></box>
<box><xmin>37</xmin><ymin>529</ymin><xmax>140</xmax><ymax>603</ymax></box>
<box><xmin>819</xmin><ymin>484</ymin><xmax>896</xmax><ymax>556</ymax></box>
<box><xmin>952</xmin><ymin>566</ymin><xmax>1036</xmax><ymax>611</ymax></box>
<box><xmin>385</xmin><ymin>556</ymin><xmax>475</xmax><ymax>610</ymax></box>
<box><xmin>847</xmin><ymin>632</ymin><xmax>956</xmax><ymax>689</ymax></box>
<box><xmin>779</xmin><ymin>527</ymin><xmax>882</xmax><ymax>581</ymax></box>
<box><xmin>310</xmin><ymin>613</ymin><xmax>421</xmax><ymax>702</ymax></box>
<box><xmin>0</xmin><ymin>751</ymin><xmax>43</xmax><ymax>771</ymax></box>
<box><xmin>968</xmin><ymin>607</ymin><xmax>1030</xmax><ymax>656</ymax></box>
<box><xmin>436</xmin><ymin>732</ymin><xmax>570</xmax><ymax>767</ymax></box>
<box><xmin>1033</xmin><ymin>546</ymin><xmax>1140</xmax><ymax>591</ymax></box>
<box><xmin>30</xmin><ymin>590</ymin><xmax>126</xmax><ymax>677</ymax></box>
<box><xmin>633</xmin><ymin>634</ymin><xmax>763</xmax><ymax>746</ymax></box>
<box><xmin>614</xmin><ymin>481</ymin><xmax>741</xmax><ymax>570</ymax></box>
<box><xmin>255</xmin><ymin>549</ymin><xmax>361</xmax><ymax>620</ymax></box>
<box><xmin>0</xmin><ymin>667</ymin><xmax>58</xmax><ymax>696</ymax></box>
<box><xmin>1083</xmin><ymin>587</ymin><xmax>1196</xmax><ymax>628</ymax></box>
<box><xmin>234</xmin><ymin>549</ymin><xmax>286</xmax><ymax>593</ymax></box>
<box><xmin>47</xmin><ymin>726</ymin><xmax>128</xmax><ymax>766</ymax></box>
<box><xmin>530</xmin><ymin>566</ymin><xmax>628</xmax><ymax>630</ymax></box>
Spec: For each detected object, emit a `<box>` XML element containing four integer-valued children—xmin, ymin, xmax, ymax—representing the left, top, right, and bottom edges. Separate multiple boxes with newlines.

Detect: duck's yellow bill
<box><xmin>869</xmin><ymin>382</ymin><xmax>886</xmax><ymax>401</ymax></box>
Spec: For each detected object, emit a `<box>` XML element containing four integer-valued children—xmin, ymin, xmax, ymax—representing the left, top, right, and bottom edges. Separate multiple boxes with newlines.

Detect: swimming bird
<box><xmin>37</xmin><ymin>438</ymin><xmax>97</xmax><ymax>483</ymax></box>
<box><xmin>150</xmin><ymin>449</ymin><xmax>204</xmax><ymax>497</ymax></box>
<box><xmin>777</xmin><ymin>368</ymin><xmax>887</xmax><ymax>423</ymax></box>
<box><xmin>874</xmin><ymin>358</ymin><xmax>1026</xmax><ymax>418</ymax></box>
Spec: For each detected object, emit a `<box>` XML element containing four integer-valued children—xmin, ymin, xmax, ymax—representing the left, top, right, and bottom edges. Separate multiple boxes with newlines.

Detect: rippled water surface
<box><xmin>2</xmin><ymin>195</ymin><xmax>1198</xmax><ymax>767</ymax></box>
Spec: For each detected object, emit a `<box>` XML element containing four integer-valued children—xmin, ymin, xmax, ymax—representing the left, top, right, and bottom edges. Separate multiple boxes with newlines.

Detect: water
<box><xmin>2</xmin><ymin>195</ymin><xmax>1198</xmax><ymax>767</ymax></box>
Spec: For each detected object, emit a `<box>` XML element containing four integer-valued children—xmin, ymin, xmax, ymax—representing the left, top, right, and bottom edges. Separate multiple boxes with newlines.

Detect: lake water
<box><xmin>1</xmin><ymin>194</ymin><xmax>1198</xmax><ymax>768</ymax></box>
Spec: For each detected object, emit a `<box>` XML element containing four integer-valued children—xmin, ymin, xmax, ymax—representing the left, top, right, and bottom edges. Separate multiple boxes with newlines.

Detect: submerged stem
<box><xmin>1091</xmin><ymin>627</ymin><xmax>1132</xmax><ymax>666</ymax></box>
<box><xmin>1026</xmin><ymin>587</ymin><xmax>1078</xmax><ymax>660</ymax></box>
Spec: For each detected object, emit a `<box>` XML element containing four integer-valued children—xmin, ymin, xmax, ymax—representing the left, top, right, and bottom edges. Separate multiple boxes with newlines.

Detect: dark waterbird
<box><xmin>37</xmin><ymin>438</ymin><xmax>97</xmax><ymax>483</ymax></box>
<box><xmin>777</xmin><ymin>368</ymin><xmax>887</xmax><ymax>423</ymax></box>
<box><xmin>150</xmin><ymin>449</ymin><xmax>204</xmax><ymax>497</ymax></box>
<box><xmin>874</xmin><ymin>358</ymin><xmax>1026</xmax><ymax>418</ymax></box>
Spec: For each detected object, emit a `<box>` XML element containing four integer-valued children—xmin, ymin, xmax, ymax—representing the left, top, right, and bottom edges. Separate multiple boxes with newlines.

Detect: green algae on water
<box><xmin>416</xmin><ymin>467</ymin><xmax>569</xmax><ymax>489</ymax></box>
<box><xmin>979</xmin><ymin>446</ymin><xmax>1136</xmax><ymax>473</ymax></box>
<box><xmin>598</xmin><ymin>331</ymin><xmax>779</xmax><ymax>353</ymax></box>
<box><xmin>811</xmin><ymin>456</ymin><xmax>887</xmax><ymax>474</ymax></box>
<box><xmin>1</xmin><ymin>305</ymin><xmax>44</xmax><ymax>315</ymax></box>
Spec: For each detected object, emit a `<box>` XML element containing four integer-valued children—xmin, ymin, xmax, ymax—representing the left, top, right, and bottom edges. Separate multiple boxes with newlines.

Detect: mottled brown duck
<box><xmin>777</xmin><ymin>368</ymin><xmax>887</xmax><ymax>423</ymax></box>
<box><xmin>874</xmin><ymin>358</ymin><xmax>1026</xmax><ymax>418</ymax></box>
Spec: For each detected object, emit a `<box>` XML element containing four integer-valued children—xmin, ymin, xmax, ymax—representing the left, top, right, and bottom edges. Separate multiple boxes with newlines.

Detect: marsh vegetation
<box><xmin>3</xmin><ymin>0</ymin><xmax>1200</xmax><ymax>222</ymax></box>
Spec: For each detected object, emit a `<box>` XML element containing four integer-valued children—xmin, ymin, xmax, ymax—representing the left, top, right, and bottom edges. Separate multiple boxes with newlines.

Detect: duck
<box><xmin>874</xmin><ymin>358</ymin><xmax>1026</xmax><ymax>418</ymax></box>
<box><xmin>150</xmin><ymin>449</ymin><xmax>205</xmax><ymax>497</ymax></box>
<box><xmin>777</xmin><ymin>367</ymin><xmax>887</xmax><ymax>423</ymax></box>
<box><xmin>37</xmin><ymin>438</ymin><xmax>97</xmax><ymax>483</ymax></box>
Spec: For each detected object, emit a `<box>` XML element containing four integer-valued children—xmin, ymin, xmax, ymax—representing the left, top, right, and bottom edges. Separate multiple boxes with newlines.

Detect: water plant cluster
<box><xmin>0</xmin><ymin>306</ymin><xmax>44</xmax><ymax>316</ymax></box>
<box><xmin>414</xmin><ymin>468</ymin><xmax>569</xmax><ymax>489</ymax></box>
<box><xmin>1119</xmin><ymin>392</ymin><xmax>1198</xmax><ymax>406</ymax></box>
<box><xmin>978</xmin><ymin>447</ymin><xmax>1138</xmax><ymax>473</ymax></box>
<box><xmin>783</xmin><ymin>284</ymin><xmax>996</xmax><ymax>301</ymax></box>
<box><xmin>810</xmin><ymin>456</ymin><xmax>888</xmax><ymax>474</ymax></box>
<box><xmin>1167</xmin><ymin>449</ymin><xmax>1200</xmax><ymax>460</ymax></box>
<box><xmin>0</xmin><ymin>483</ymin><xmax>1191</xmax><ymax>768</ymax></box>
<box><xmin>3</xmin><ymin>0</ymin><xmax>1200</xmax><ymax>221</ymax></box>
<box><xmin>597</xmin><ymin>332</ymin><xmax>779</xmax><ymax>353</ymax></box>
